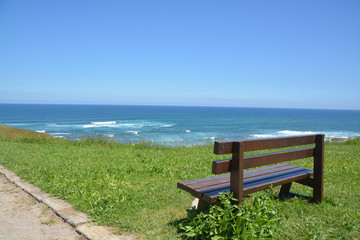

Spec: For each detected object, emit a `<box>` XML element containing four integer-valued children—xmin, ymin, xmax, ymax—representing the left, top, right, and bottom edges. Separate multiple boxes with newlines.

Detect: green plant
<box><xmin>344</xmin><ymin>137</ymin><xmax>360</xmax><ymax>145</ymax></box>
<box><xmin>179</xmin><ymin>191</ymin><xmax>281</xmax><ymax>239</ymax></box>
<box><xmin>40</xmin><ymin>219</ymin><xmax>55</xmax><ymax>225</ymax></box>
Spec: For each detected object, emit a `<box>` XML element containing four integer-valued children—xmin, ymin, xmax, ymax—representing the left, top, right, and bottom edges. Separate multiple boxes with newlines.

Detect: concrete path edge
<box><xmin>0</xmin><ymin>165</ymin><xmax>136</xmax><ymax>240</ymax></box>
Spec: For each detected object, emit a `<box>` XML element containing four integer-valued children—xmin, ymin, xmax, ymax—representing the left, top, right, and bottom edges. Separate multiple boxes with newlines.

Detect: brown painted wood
<box><xmin>243</xmin><ymin>164</ymin><xmax>296</xmax><ymax>176</ymax></box>
<box><xmin>295</xmin><ymin>177</ymin><xmax>314</xmax><ymax>187</ymax></box>
<box><xmin>212</xmin><ymin>148</ymin><xmax>314</xmax><ymax>174</ymax></box>
<box><xmin>179</xmin><ymin>164</ymin><xmax>313</xmax><ymax>199</ymax></box>
<box><xmin>212</xmin><ymin>158</ymin><xmax>231</xmax><ymax>174</ymax></box>
<box><xmin>214</xmin><ymin>141</ymin><xmax>234</xmax><ymax>155</ymax></box>
<box><xmin>202</xmin><ymin>187</ymin><xmax>230</xmax><ymax>203</ymax></box>
<box><xmin>197</xmin><ymin>199</ymin><xmax>206</xmax><ymax>212</ymax></box>
<box><xmin>178</xmin><ymin>135</ymin><xmax>324</xmax><ymax>206</ymax></box>
<box><xmin>178</xmin><ymin>174</ymin><xmax>229</xmax><ymax>188</ymax></box>
<box><xmin>230</xmin><ymin>142</ymin><xmax>244</xmax><ymax>203</ymax></box>
<box><xmin>179</xmin><ymin>165</ymin><xmax>313</xmax><ymax>203</ymax></box>
<box><xmin>242</xmin><ymin>167</ymin><xmax>311</xmax><ymax>185</ymax></box>
<box><xmin>312</xmin><ymin>134</ymin><xmax>324</xmax><ymax>202</ymax></box>
<box><xmin>214</xmin><ymin>135</ymin><xmax>317</xmax><ymax>155</ymax></box>
<box><xmin>213</xmin><ymin>161</ymin><xmax>297</xmax><ymax>176</ymax></box>
<box><xmin>202</xmin><ymin>168</ymin><xmax>313</xmax><ymax>203</ymax></box>
<box><xmin>182</xmin><ymin>177</ymin><xmax>230</xmax><ymax>197</ymax></box>
<box><xmin>183</xmin><ymin>165</ymin><xmax>308</xmax><ymax>196</ymax></box>
<box><xmin>199</xmin><ymin>169</ymin><xmax>311</xmax><ymax>199</ymax></box>
<box><xmin>243</xmin><ymin>169</ymin><xmax>313</xmax><ymax>193</ymax></box>
<box><xmin>243</xmin><ymin>147</ymin><xmax>315</xmax><ymax>169</ymax></box>
<box><xmin>279</xmin><ymin>182</ymin><xmax>292</xmax><ymax>198</ymax></box>
<box><xmin>243</xmin><ymin>164</ymin><xmax>299</xmax><ymax>180</ymax></box>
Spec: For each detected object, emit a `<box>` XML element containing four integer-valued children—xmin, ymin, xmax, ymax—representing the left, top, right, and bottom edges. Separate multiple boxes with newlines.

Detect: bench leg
<box><xmin>197</xmin><ymin>199</ymin><xmax>206</xmax><ymax>212</ymax></box>
<box><xmin>279</xmin><ymin>182</ymin><xmax>292</xmax><ymax>199</ymax></box>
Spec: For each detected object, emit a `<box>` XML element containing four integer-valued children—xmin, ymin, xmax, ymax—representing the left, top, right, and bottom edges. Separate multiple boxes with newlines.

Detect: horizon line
<box><xmin>0</xmin><ymin>102</ymin><xmax>359</xmax><ymax>111</ymax></box>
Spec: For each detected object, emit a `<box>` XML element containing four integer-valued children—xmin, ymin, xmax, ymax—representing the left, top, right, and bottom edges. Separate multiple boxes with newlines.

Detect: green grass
<box><xmin>0</xmin><ymin>126</ymin><xmax>359</xmax><ymax>239</ymax></box>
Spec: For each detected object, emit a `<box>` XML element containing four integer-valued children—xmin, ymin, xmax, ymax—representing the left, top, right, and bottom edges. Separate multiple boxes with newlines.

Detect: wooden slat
<box><xmin>203</xmin><ymin>168</ymin><xmax>313</xmax><ymax>203</ymax></box>
<box><xmin>212</xmin><ymin>148</ymin><xmax>314</xmax><ymax>174</ymax></box>
<box><xmin>243</xmin><ymin>164</ymin><xmax>298</xmax><ymax>179</ymax></box>
<box><xmin>178</xmin><ymin>174</ymin><xmax>227</xmax><ymax>186</ymax></box>
<box><xmin>243</xmin><ymin>169</ymin><xmax>313</xmax><ymax>194</ymax></box>
<box><xmin>295</xmin><ymin>178</ymin><xmax>314</xmax><ymax>187</ymax></box>
<box><xmin>182</xmin><ymin>175</ymin><xmax>229</xmax><ymax>190</ymax></box>
<box><xmin>199</xmin><ymin>167</ymin><xmax>311</xmax><ymax>198</ymax></box>
<box><xmin>214</xmin><ymin>141</ymin><xmax>234</xmax><ymax>155</ymax></box>
<box><xmin>178</xmin><ymin>175</ymin><xmax>230</xmax><ymax>198</ymax></box>
<box><xmin>242</xmin><ymin>166</ymin><xmax>311</xmax><ymax>185</ymax></box>
<box><xmin>186</xmin><ymin>165</ymin><xmax>303</xmax><ymax>196</ymax></box>
<box><xmin>178</xmin><ymin>164</ymin><xmax>313</xmax><ymax>203</ymax></box>
<box><xmin>202</xmin><ymin>187</ymin><xmax>230</xmax><ymax>203</ymax></box>
<box><xmin>243</xmin><ymin>147</ymin><xmax>315</xmax><ymax>169</ymax></box>
<box><xmin>214</xmin><ymin>135</ymin><xmax>318</xmax><ymax>155</ymax></box>
<box><xmin>212</xmin><ymin>158</ymin><xmax>231</xmax><ymax>174</ymax></box>
<box><xmin>183</xmin><ymin>164</ymin><xmax>295</xmax><ymax>192</ymax></box>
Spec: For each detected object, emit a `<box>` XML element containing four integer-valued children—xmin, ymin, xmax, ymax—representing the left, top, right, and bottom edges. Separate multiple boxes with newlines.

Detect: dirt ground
<box><xmin>0</xmin><ymin>174</ymin><xmax>85</xmax><ymax>240</ymax></box>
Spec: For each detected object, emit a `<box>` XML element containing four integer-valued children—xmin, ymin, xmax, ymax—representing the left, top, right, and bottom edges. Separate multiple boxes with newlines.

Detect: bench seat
<box><xmin>178</xmin><ymin>163</ymin><xmax>313</xmax><ymax>204</ymax></box>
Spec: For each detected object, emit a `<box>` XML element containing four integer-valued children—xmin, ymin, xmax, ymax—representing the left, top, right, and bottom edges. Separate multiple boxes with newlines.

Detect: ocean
<box><xmin>0</xmin><ymin>104</ymin><xmax>359</xmax><ymax>146</ymax></box>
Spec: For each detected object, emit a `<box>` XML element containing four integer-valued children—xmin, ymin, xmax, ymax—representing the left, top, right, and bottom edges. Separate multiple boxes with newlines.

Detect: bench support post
<box><xmin>230</xmin><ymin>141</ymin><xmax>244</xmax><ymax>203</ymax></box>
<box><xmin>279</xmin><ymin>182</ymin><xmax>292</xmax><ymax>199</ymax></box>
<box><xmin>197</xmin><ymin>199</ymin><xmax>206</xmax><ymax>212</ymax></box>
<box><xmin>312</xmin><ymin>134</ymin><xmax>324</xmax><ymax>203</ymax></box>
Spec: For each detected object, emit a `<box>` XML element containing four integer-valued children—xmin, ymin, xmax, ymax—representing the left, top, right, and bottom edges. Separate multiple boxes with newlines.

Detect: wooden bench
<box><xmin>178</xmin><ymin>134</ymin><xmax>324</xmax><ymax>208</ymax></box>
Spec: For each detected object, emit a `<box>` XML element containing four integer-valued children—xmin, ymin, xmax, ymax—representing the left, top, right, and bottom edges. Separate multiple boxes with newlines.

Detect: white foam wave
<box><xmin>202</xmin><ymin>136</ymin><xmax>216</xmax><ymax>140</ymax></box>
<box><xmin>47</xmin><ymin>124</ymin><xmax>75</xmax><ymax>128</ymax></box>
<box><xmin>83</xmin><ymin>121</ymin><xmax>118</xmax><ymax>128</ymax></box>
<box><xmin>82</xmin><ymin>121</ymin><xmax>173</xmax><ymax>129</ymax></box>
<box><xmin>162</xmin><ymin>124</ymin><xmax>175</xmax><ymax>127</ymax></box>
<box><xmin>250</xmin><ymin>130</ymin><xmax>360</xmax><ymax>141</ymax></box>
<box><xmin>118</xmin><ymin>123</ymin><xmax>137</xmax><ymax>127</ymax></box>
<box><xmin>127</xmin><ymin>131</ymin><xmax>139</xmax><ymax>135</ymax></box>
<box><xmin>251</xmin><ymin>130</ymin><xmax>316</xmax><ymax>139</ymax></box>
<box><xmin>46</xmin><ymin>120</ymin><xmax>174</xmax><ymax>130</ymax></box>
<box><xmin>276</xmin><ymin>130</ymin><xmax>314</xmax><ymax>135</ymax></box>
<box><xmin>91</xmin><ymin>121</ymin><xmax>116</xmax><ymax>125</ymax></box>
<box><xmin>251</xmin><ymin>134</ymin><xmax>274</xmax><ymax>138</ymax></box>
<box><xmin>132</xmin><ymin>122</ymin><xmax>174</xmax><ymax>128</ymax></box>
<box><xmin>52</xmin><ymin>132</ymin><xmax>71</xmax><ymax>135</ymax></box>
<box><xmin>185</xmin><ymin>130</ymin><xmax>191</xmax><ymax>133</ymax></box>
<box><xmin>36</xmin><ymin>130</ymin><xmax>46</xmax><ymax>133</ymax></box>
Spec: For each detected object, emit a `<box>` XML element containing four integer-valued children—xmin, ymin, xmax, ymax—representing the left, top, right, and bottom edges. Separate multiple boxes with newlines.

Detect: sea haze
<box><xmin>1</xmin><ymin>104</ymin><xmax>359</xmax><ymax>146</ymax></box>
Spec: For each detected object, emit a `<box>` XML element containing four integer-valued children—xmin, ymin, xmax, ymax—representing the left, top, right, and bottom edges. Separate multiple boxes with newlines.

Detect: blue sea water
<box><xmin>0</xmin><ymin>104</ymin><xmax>359</xmax><ymax>146</ymax></box>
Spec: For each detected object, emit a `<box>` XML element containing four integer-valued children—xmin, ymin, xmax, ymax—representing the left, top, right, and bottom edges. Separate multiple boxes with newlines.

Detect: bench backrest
<box><xmin>212</xmin><ymin>134</ymin><xmax>324</xmax><ymax>202</ymax></box>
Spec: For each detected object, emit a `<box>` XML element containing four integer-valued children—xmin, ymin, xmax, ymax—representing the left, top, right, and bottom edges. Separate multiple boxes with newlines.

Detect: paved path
<box><xmin>0</xmin><ymin>174</ymin><xmax>85</xmax><ymax>240</ymax></box>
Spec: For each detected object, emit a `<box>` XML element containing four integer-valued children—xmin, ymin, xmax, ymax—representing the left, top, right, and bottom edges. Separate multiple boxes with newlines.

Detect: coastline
<box><xmin>0</xmin><ymin>125</ymin><xmax>355</xmax><ymax>145</ymax></box>
<box><xmin>1</xmin><ymin>105</ymin><xmax>359</xmax><ymax>146</ymax></box>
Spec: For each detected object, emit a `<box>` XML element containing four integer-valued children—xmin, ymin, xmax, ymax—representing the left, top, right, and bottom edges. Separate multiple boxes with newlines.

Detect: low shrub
<box><xmin>179</xmin><ymin>190</ymin><xmax>281</xmax><ymax>240</ymax></box>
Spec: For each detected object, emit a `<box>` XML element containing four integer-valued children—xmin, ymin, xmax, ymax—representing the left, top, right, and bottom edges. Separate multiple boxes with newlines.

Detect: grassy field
<box><xmin>0</xmin><ymin>126</ymin><xmax>359</xmax><ymax>239</ymax></box>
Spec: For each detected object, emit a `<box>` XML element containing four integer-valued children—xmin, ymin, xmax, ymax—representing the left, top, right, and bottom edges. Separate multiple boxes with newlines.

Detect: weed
<box><xmin>40</xmin><ymin>219</ymin><xmax>55</xmax><ymax>225</ymax></box>
<box><xmin>179</xmin><ymin>191</ymin><xmax>280</xmax><ymax>239</ymax></box>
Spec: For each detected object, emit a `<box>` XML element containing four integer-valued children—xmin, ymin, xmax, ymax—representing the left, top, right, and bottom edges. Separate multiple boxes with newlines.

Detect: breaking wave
<box><xmin>250</xmin><ymin>130</ymin><xmax>359</xmax><ymax>142</ymax></box>
<box><xmin>47</xmin><ymin>121</ymin><xmax>175</xmax><ymax>129</ymax></box>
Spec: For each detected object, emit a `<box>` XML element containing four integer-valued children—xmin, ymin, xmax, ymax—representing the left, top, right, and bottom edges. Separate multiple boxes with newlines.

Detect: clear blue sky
<box><xmin>1</xmin><ymin>1</ymin><xmax>359</xmax><ymax>110</ymax></box>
